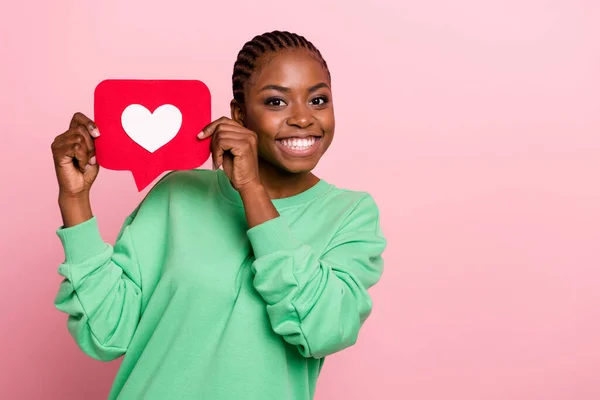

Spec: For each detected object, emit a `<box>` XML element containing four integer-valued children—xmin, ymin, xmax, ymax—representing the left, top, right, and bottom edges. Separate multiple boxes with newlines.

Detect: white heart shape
<box><xmin>121</xmin><ymin>104</ymin><xmax>183</xmax><ymax>153</ymax></box>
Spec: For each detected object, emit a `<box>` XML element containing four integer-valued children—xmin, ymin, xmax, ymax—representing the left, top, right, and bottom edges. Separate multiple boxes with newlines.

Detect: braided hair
<box><xmin>232</xmin><ymin>31</ymin><xmax>331</xmax><ymax>105</ymax></box>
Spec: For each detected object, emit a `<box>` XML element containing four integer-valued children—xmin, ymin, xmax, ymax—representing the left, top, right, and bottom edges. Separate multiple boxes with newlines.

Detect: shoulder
<box><xmin>317</xmin><ymin>182</ymin><xmax>383</xmax><ymax>233</ymax></box>
<box><xmin>322</xmin><ymin>183</ymin><xmax>381</xmax><ymax>217</ymax></box>
<box><xmin>316</xmin><ymin>183</ymin><xmax>386</xmax><ymax>256</ymax></box>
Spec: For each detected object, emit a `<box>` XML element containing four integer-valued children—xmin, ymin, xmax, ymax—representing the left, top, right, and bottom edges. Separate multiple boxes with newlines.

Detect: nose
<box><xmin>286</xmin><ymin>102</ymin><xmax>313</xmax><ymax>128</ymax></box>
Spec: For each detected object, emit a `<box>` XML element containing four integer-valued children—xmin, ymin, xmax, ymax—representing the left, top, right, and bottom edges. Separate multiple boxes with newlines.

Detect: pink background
<box><xmin>1</xmin><ymin>0</ymin><xmax>599</xmax><ymax>399</ymax></box>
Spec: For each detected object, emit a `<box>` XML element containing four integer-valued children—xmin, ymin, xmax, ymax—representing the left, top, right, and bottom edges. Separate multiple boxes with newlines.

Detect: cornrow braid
<box><xmin>232</xmin><ymin>30</ymin><xmax>330</xmax><ymax>105</ymax></box>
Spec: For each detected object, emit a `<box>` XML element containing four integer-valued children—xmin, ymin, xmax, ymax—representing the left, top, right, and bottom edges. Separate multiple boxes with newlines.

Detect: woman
<box><xmin>52</xmin><ymin>30</ymin><xmax>387</xmax><ymax>400</ymax></box>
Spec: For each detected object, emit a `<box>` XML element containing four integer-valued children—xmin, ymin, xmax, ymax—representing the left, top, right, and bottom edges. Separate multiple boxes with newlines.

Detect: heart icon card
<box><xmin>94</xmin><ymin>79</ymin><xmax>212</xmax><ymax>191</ymax></box>
<box><xmin>121</xmin><ymin>104</ymin><xmax>183</xmax><ymax>153</ymax></box>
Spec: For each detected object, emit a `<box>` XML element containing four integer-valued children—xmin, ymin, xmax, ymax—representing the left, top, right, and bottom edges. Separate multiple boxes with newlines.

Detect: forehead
<box><xmin>248</xmin><ymin>49</ymin><xmax>330</xmax><ymax>90</ymax></box>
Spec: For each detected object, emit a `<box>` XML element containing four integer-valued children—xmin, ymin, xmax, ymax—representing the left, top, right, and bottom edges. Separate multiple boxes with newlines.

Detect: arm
<box><xmin>239</xmin><ymin>183</ymin><xmax>280</xmax><ymax>229</ymax></box>
<box><xmin>54</xmin><ymin>212</ymin><xmax>144</xmax><ymax>362</ymax></box>
<box><xmin>53</xmin><ymin>171</ymin><xmax>174</xmax><ymax>362</ymax></box>
<box><xmin>246</xmin><ymin>194</ymin><xmax>386</xmax><ymax>359</ymax></box>
<box><xmin>51</xmin><ymin>111</ymin><xmax>151</xmax><ymax>361</ymax></box>
<box><xmin>200</xmin><ymin>116</ymin><xmax>386</xmax><ymax>357</ymax></box>
<box><xmin>59</xmin><ymin>193</ymin><xmax>93</xmax><ymax>228</ymax></box>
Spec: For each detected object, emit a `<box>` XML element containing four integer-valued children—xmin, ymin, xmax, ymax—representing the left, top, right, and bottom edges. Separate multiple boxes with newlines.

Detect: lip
<box><xmin>276</xmin><ymin>133</ymin><xmax>322</xmax><ymax>140</ymax></box>
<box><xmin>276</xmin><ymin>136</ymin><xmax>322</xmax><ymax>157</ymax></box>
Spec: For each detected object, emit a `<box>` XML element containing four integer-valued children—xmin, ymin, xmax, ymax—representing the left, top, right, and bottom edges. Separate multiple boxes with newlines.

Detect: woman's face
<box><xmin>233</xmin><ymin>48</ymin><xmax>335</xmax><ymax>174</ymax></box>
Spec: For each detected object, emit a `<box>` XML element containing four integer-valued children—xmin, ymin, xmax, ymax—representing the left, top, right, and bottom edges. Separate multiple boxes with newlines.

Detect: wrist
<box><xmin>238</xmin><ymin>181</ymin><xmax>266</xmax><ymax>199</ymax></box>
<box><xmin>238</xmin><ymin>181</ymin><xmax>280</xmax><ymax>229</ymax></box>
<box><xmin>59</xmin><ymin>190</ymin><xmax>90</xmax><ymax>205</ymax></box>
<box><xmin>58</xmin><ymin>191</ymin><xmax>93</xmax><ymax>228</ymax></box>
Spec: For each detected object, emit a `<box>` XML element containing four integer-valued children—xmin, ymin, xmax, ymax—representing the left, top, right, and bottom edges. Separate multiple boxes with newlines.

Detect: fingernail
<box><xmin>91</xmin><ymin>129</ymin><xmax>100</xmax><ymax>138</ymax></box>
<box><xmin>198</xmin><ymin>131</ymin><xmax>205</xmax><ymax>139</ymax></box>
<box><xmin>90</xmin><ymin>156</ymin><xmax>96</xmax><ymax>165</ymax></box>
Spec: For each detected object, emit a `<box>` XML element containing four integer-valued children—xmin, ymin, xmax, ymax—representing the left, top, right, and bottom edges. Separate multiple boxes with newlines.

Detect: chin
<box><xmin>274</xmin><ymin>157</ymin><xmax>320</xmax><ymax>174</ymax></box>
<box><xmin>280</xmin><ymin>162</ymin><xmax>317</xmax><ymax>174</ymax></box>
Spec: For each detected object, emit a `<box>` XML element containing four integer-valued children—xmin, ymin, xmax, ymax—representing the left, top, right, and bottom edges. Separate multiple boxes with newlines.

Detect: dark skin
<box><xmin>52</xmin><ymin>48</ymin><xmax>334</xmax><ymax>230</ymax></box>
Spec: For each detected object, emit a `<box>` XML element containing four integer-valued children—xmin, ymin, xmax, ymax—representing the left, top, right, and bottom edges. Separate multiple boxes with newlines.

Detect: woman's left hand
<box><xmin>198</xmin><ymin>117</ymin><xmax>262</xmax><ymax>193</ymax></box>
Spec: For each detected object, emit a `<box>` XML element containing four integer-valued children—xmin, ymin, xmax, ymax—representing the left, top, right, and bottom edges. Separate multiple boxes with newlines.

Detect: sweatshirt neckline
<box><xmin>216</xmin><ymin>169</ymin><xmax>331</xmax><ymax>208</ymax></box>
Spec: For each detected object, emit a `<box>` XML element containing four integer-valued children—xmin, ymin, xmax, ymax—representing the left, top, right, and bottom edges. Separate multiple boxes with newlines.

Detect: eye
<box><xmin>265</xmin><ymin>97</ymin><xmax>287</xmax><ymax>107</ymax></box>
<box><xmin>310</xmin><ymin>96</ymin><xmax>329</xmax><ymax>106</ymax></box>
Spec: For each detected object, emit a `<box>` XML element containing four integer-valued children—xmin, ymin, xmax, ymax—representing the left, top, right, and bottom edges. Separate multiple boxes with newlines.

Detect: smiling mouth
<box><xmin>276</xmin><ymin>136</ymin><xmax>322</xmax><ymax>156</ymax></box>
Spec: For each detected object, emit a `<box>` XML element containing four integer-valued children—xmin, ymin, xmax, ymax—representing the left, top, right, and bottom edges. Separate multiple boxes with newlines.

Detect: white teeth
<box><xmin>280</xmin><ymin>136</ymin><xmax>317</xmax><ymax>150</ymax></box>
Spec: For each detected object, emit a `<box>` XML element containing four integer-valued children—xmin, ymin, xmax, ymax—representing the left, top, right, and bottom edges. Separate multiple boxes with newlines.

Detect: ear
<box><xmin>230</xmin><ymin>99</ymin><xmax>245</xmax><ymax>126</ymax></box>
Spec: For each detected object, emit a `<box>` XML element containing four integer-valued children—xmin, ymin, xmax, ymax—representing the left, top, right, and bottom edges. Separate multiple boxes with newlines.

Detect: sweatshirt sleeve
<box><xmin>54</xmin><ymin>213</ymin><xmax>144</xmax><ymax>362</ymax></box>
<box><xmin>246</xmin><ymin>194</ymin><xmax>386</xmax><ymax>359</ymax></box>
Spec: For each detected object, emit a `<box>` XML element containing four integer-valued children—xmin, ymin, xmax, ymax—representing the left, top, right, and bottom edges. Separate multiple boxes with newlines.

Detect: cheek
<box><xmin>320</xmin><ymin>111</ymin><xmax>335</xmax><ymax>134</ymax></box>
<box><xmin>257</xmin><ymin>117</ymin><xmax>281</xmax><ymax>134</ymax></box>
<box><xmin>245</xmin><ymin>107</ymin><xmax>282</xmax><ymax>136</ymax></box>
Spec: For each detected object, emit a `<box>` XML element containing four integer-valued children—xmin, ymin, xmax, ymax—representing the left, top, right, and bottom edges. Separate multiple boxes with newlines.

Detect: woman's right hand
<box><xmin>51</xmin><ymin>112</ymin><xmax>101</xmax><ymax>197</ymax></box>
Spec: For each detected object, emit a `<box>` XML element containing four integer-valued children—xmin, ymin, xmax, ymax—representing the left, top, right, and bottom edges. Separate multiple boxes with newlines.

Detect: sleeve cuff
<box><xmin>247</xmin><ymin>216</ymin><xmax>302</xmax><ymax>258</ymax></box>
<box><xmin>56</xmin><ymin>216</ymin><xmax>107</xmax><ymax>264</ymax></box>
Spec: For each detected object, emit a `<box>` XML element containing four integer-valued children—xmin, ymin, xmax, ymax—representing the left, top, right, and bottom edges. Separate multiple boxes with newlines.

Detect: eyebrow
<box><xmin>258</xmin><ymin>82</ymin><xmax>330</xmax><ymax>93</ymax></box>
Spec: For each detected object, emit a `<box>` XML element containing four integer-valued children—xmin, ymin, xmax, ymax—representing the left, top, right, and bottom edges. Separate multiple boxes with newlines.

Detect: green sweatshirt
<box><xmin>54</xmin><ymin>169</ymin><xmax>386</xmax><ymax>400</ymax></box>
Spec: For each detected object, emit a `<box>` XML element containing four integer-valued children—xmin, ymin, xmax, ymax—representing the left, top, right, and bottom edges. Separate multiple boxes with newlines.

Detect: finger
<box><xmin>52</xmin><ymin>132</ymin><xmax>80</xmax><ymax>148</ymax></box>
<box><xmin>72</xmin><ymin>126</ymin><xmax>97</xmax><ymax>164</ymax></box>
<box><xmin>211</xmin><ymin>134</ymin><xmax>225</xmax><ymax>169</ymax></box>
<box><xmin>211</xmin><ymin>133</ymin><xmax>235</xmax><ymax>169</ymax></box>
<box><xmin>211</xmin><ymin>136</ymin><xmax>250</xmax><ymax>168</ymax></box>
<box><xmin>222</xmin><ymin>151</ymin><xmax>234</xmax><ymax>178</ymax></box>
<box><xmin>51</xmin><ymin>129</ymin><xmax>79</xmax><ymax>151</ymax></box>
<box><xmin>57</xmin><ymin>129</ymin><xmax>96</xmax><ymax>165</ymax></box>
<box><xmin>213</xmin><ymin>129</ymin><xmax>258</xmax><ymax>153</ymax></box>
<box><xmin>57</xmin><ymin>141</ymin><xmax>89</xmax><ymax>172</ymax></box>
<box><xmin>52</xmin><ymin>131</ymin><xmax>81</xmax><ymax>157</ymax></box>
<box><xmin>198</xmin><ymin>116</ymin><xmax>242</xmax><ymax>139</ymax></box>
<box><xmin>54</xmin><ymin>131</ymin><xmax>96</xmax><ymax>166</ymax></box>
<box><xmin>51</xmin><ymin>132</ymin><xmax>68</xmax><ymax>153</ymax></box>
<box><xmin>210</xmin><ymin>126</ymin><xmax>255</xmax><ymax>140</ymax></box>
<box><xmin>72</xmin><ymin>142</ymin><xmax>90</xmax><ymax>172</ymax></box>
<box><xmin>70</xmin><ymin>112</ymin><xmax>101</xmax><ymax>138</ymax></box>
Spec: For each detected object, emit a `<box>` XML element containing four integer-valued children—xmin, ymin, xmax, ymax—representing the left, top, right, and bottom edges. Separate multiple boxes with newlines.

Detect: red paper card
<box><xmin>94</xmin><ymin>79</ymin><xmax>212</xmax><ymax>191</ymax></box>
